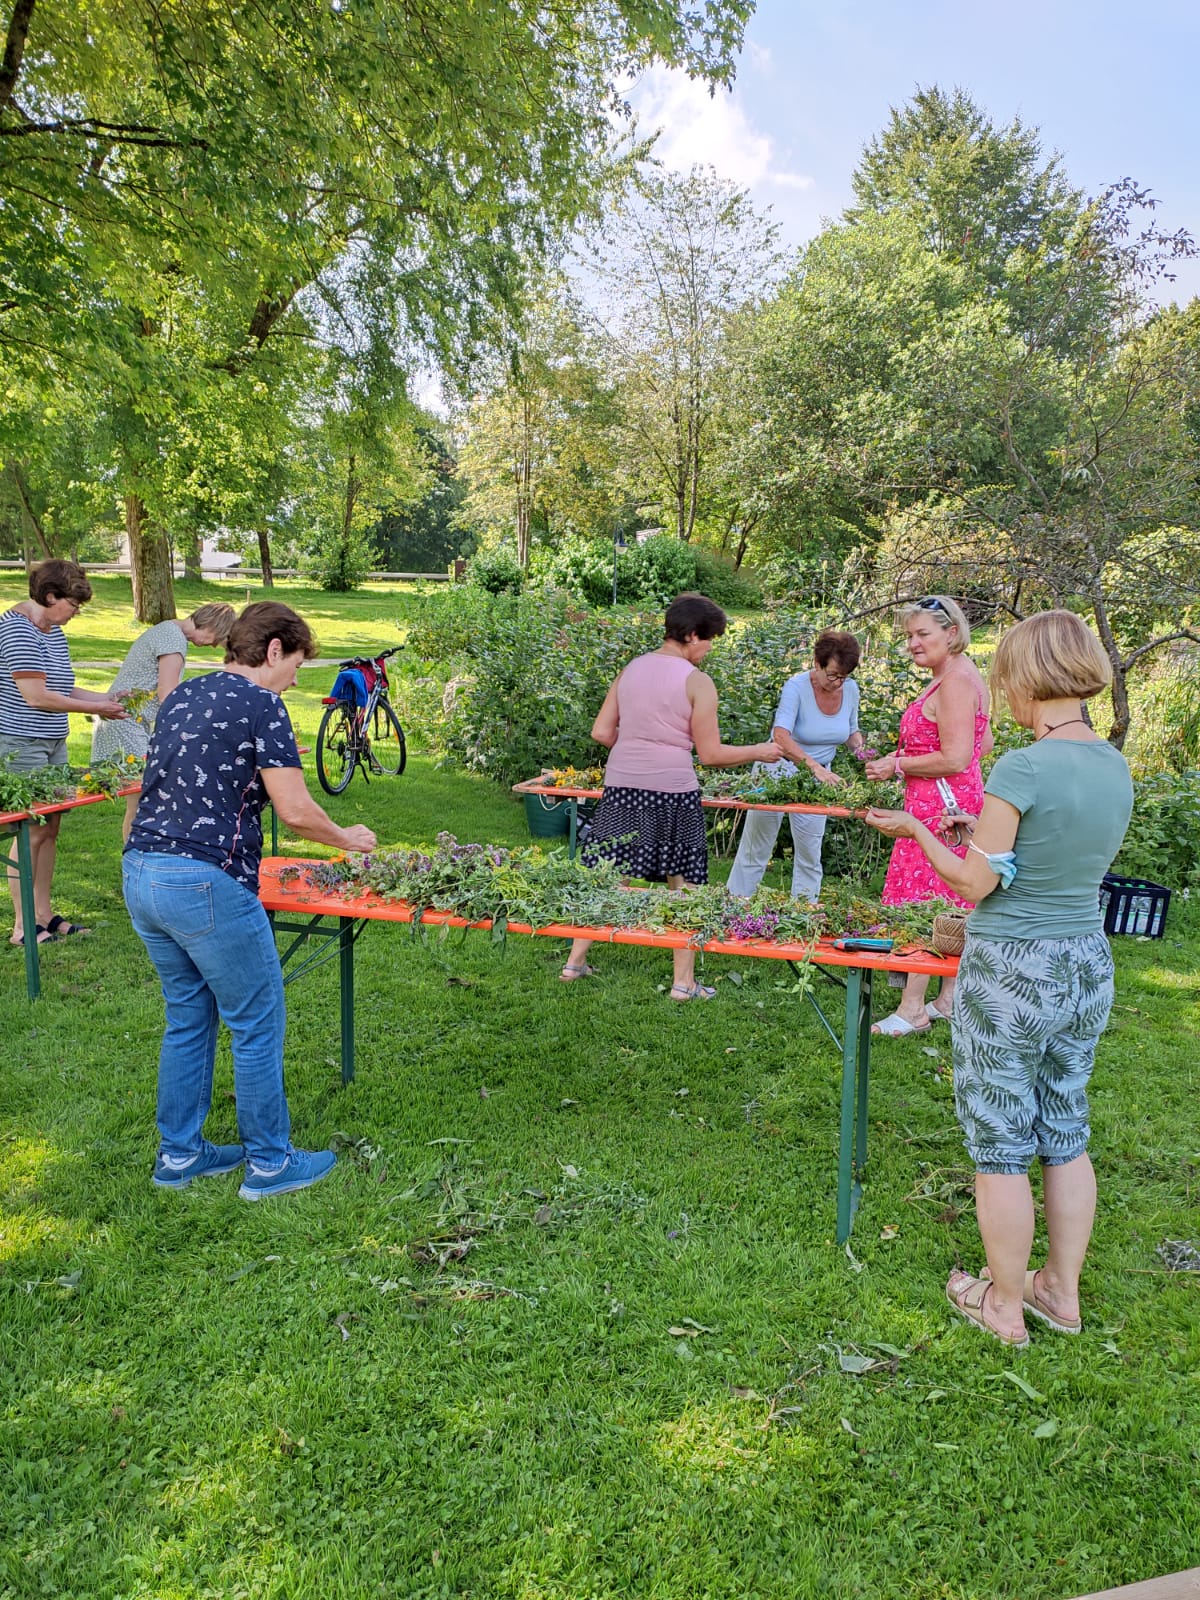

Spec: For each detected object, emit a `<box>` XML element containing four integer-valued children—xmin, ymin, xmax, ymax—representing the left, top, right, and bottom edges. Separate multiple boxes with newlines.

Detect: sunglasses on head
<box><xmin>916</xmin><ymin>596</ymin><xmax>949</xmax><ymax>616</ymax></box>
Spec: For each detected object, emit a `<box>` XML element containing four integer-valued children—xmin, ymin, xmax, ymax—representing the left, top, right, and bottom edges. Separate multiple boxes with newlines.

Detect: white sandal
<box><xmin>925</xmin><ymin>1000</ymin><xmax>952</xmax><ymax>1024</ymax></box>
<box><xmin>871</xmin><ymin>1011</ymin><xmax>931</xmax><ymax>1037</ymax></box>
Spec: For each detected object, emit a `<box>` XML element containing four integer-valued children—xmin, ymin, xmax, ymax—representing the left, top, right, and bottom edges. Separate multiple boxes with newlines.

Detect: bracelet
<box><xmin>895</xmin><ymin>756</ymin><xmax>905</xmax><ymax>777</ymax></box>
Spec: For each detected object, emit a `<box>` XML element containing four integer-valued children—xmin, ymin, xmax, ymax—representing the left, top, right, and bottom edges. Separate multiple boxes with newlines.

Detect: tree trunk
<box><xmin>0</xmin><ymin>0</ymin><xmax>35</xmax><ymax>117</ymax></box>
<box><xmin>256</xmin><ymin>526</ymin><xmax>274</xmax><ymax>587</ymax></box>
<box><xmin>343</xmin><ymin>453</ymin><xmax>358</xmax><ymax>543</ymax></box>
<box><xmin>126</xmin><ymin>493</ymin><xmax>176</xmax><ymax>623</ymax></box>
<box><xmin>515</xmin><ymin>398</ymin><xmax>532</xmax><ymax>568</ymax></box>
<box><xmin>733</xmin><ymin>518</ymin><xmax>754</xmax><ymax>570</ymax></box>
<box><xmin>7</xmin><ymin>462</ymin><xmax>52</xmax><ymax>559</ymax></box>
<box><xmin>1090</xmin><ymin>593</ymin><xmax>1128</xmax><ymax>749</ymax></box>
<box><xmin>183</xmin><ymin>528</ymin><xmax>203</xmax><ymax>581</ymax></box>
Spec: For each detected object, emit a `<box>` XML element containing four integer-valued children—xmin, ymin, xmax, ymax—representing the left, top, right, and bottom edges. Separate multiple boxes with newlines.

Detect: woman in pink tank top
<box><xmin>561</xmin><ymin>594</ymin><xmax>781</xmax><ymax>1000</ymax></box>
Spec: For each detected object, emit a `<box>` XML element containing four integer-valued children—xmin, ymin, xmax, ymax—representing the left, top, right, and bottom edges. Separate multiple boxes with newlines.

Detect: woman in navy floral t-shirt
<box><xmin>123</xmin><ymin>602</ymin><xmax>376</xmax><ymax>1201</ymax></box>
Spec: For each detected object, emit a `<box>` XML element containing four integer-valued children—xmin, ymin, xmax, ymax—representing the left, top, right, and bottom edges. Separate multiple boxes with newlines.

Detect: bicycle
<box><xmin>315</xmin><ymin>646</ymin><xmax>407</xmax><ymax>795</ymax></box>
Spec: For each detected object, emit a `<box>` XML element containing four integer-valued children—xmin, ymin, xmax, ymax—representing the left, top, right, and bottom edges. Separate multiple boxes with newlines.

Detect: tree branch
<box><xmin>1121</xmin><ymin>629</ymin><xmax>1200</xmax><ymax>674</ymax></box>
<box><xmin>0</xmin><ymin>115</ymin><xmax>208</xmax><ymax>151</ymax></box>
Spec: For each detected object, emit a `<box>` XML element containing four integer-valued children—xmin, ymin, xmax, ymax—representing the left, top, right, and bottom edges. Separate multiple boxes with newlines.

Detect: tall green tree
<box><xmin>372</xmin><ymin>425</ymin><xmax>469</xmax><ymax>576</ymax></box>
<box><xmin>857</xmin><ymin>185</ymin><xmax>1200</xmax><ymax>746</ymax></box>
<box><xmin>582</xmin><ymin>166</ymin><xmax>781</xmax><ymax>541</ymax></box>
<box><xmin>1</xmin><ymin>0</ymin><xmax>755</xmax><ymax>615</ymax></box>
<box><xmin>848</xmin><ymin>84</ymin><xmax>1089</xmax><ymax>339</ymax></box>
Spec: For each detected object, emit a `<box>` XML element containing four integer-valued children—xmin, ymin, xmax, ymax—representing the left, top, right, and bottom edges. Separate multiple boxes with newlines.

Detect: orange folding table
<box><xmin>259</xmin><ymin>857</ymin><xmax>957</xmax><ymax>1242</ymax></box>
<box><xmin>512</xmin><ymin>776</ymin><xmax>869</xmax><ymax>859</ymax></box>
<box><xmin>3</xmin><ymin>786</ymin><xmax>140</xmax><ymax>1001</ymax></box>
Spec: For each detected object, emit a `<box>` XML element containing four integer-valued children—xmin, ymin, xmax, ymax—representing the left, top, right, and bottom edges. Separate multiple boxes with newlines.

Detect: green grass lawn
<box><xmin>0</xmin><ymin>573</ymin><xmax>438</xmax><ymax>664</ymax></box>
<box><xmin>2</xmin><ymin>581</ymin><xmax>1199</xmax><ymax>1598</ymax></box>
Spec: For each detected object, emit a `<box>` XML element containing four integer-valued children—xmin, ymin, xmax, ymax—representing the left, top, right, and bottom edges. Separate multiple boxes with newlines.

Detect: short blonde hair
<box><xmin>189</xmin><ymin>601</ymin><xmax>236</xmax><ymax>644</ymax></box>
<box><xmin>990</xmin><ymin>611</ymin><xmax>1112</xmax><ymax>707</ymax></box>
<box><xmin>899</xmin><ymin>594</ymin><xmax>971</xmax><ymax>654</ymax></box>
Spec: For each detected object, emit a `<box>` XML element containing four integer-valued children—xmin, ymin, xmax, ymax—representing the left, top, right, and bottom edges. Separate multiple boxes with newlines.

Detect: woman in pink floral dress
<box><xmin>865</xmin><ymin>597</ymin><xmax>991</xmax><ymax>1035</ymax></box>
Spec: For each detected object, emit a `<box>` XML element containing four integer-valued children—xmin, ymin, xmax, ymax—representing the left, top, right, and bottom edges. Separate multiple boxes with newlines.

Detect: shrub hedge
<box><xmin>401</xmin><ymin>589</ymin><xmax>1200</xmax><ymax>893</ymax></box>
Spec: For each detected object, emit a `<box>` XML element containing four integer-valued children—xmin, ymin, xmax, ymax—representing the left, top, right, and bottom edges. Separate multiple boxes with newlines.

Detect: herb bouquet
<box><xmin>0</xmin><ymin>755</ymin><xmax>144</xmax><ymax>816</ymax></box>
<box><xmin>278</xmin><ymin>834</ymin><xmax>952</xmax><ymax>952</ymax></box>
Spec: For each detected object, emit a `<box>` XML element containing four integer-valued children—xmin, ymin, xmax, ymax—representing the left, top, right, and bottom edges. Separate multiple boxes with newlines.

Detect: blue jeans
<box><xmin>123</xmin><ymin>851</ymin><xmax>290</xmax><ymax>1165</ymax></box>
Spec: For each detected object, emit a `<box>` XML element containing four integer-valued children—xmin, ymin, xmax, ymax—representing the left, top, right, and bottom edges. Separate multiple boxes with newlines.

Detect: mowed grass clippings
<box><xmin>0</xmin><ymin>586</ymin><xmax>1198</xmax><ymax>1599</ymax></box>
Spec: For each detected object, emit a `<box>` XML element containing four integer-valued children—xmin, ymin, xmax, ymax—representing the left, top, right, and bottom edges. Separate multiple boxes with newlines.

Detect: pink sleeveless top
<box><xmin>881</xmin><ymin>679</ymin><xmax>989</xmax><ymax>910</ymax></box>
<box><xmin>603</xmin><ymin>652</ymin><xmax>699</xmax><ymax>793</ymax></box>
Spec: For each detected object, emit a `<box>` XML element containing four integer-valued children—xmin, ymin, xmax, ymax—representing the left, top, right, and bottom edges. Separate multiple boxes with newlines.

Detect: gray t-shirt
<box><xmin>968</xmin><ymin>739</ymin><xmax>1134</xmax><ymax>941</ymax></box>
<box><xmin>92</xmin><ymin>620</ymin><xmax>189</xmax><ymax>761</ymax></box>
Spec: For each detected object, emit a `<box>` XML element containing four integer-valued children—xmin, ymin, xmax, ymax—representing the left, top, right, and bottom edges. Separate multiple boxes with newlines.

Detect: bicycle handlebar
<box><xmin>337</xmin><ymin>645</ymin><xmax>403</xmax><ymax>669</ymax></box>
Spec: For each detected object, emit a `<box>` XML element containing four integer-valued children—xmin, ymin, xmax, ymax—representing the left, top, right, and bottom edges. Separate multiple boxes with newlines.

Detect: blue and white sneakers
<box><xmin>152</xmin><ymin>1141</ymin><xmax>246</xmax><ymax>1189</ymax></box>
<box><xmin>238</xmin><ymin>1147</ymin><xmax>337</xmax><ymax>1202</ymax></box>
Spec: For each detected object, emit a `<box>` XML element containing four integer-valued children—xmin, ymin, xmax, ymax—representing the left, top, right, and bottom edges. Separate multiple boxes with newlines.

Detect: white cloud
<box><xmin>627</xmin><ymin>65</ymin><xmax>813</xmax><ymax>195</ymax></box>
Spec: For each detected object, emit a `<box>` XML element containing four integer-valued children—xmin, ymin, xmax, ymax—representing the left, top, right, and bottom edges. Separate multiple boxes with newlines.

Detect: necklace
<box><xmin>1036</xmin><ymin>718</ymin><xmax>1089</xmax><ymax>740</ymax></box>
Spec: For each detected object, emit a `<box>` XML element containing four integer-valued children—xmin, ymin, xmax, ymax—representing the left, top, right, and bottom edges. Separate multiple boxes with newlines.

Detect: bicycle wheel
<box><xmin>366</xmin><ymin>700</ymin><xmax>407</xmax><ymax>776</ymax></box>
<box><xmin>316</xmin><ymin>703</ymin><xmax>359</xmax><ymax>794</ymax></box>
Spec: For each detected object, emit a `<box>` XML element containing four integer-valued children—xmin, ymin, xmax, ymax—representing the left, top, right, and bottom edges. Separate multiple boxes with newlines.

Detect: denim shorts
<box><xmin>952</xmin><ymin>929</ymin><xmax>1114</xmax><ymax>1174</ymax></box>
<box><xmin>0</xmin><ymin>733</ymin><xmax>69</xmax><ymax>770</ymax></box>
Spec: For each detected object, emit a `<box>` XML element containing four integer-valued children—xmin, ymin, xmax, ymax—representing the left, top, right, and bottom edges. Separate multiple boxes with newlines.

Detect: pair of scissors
<box><xmin>934</xmin><ymin>777</ymin><xmax>972</xmax><ymax>846</ymax></box>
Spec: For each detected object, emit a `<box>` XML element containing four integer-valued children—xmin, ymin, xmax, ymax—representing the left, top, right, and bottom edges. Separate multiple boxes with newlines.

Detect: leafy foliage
<box><xmin>467</xmin><ymin>547</ymin><xmax>526</xmax><ymax>597</ymax></box>
<box><xmin>1113</xmin><ymin>771</ymin><xmax>1200</xmax><ymax>890</ymax></box>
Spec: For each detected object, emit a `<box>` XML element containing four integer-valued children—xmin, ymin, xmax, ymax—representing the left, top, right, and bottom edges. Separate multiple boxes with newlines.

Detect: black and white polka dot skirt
<box><xmin>579</xmin><ymin>784</ymin><xmax>708</xmax><ymax>884</ymax></box>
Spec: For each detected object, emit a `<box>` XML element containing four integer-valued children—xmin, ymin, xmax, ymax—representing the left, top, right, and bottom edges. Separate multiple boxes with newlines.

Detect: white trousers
<box><xmin>726</xmin><ymin>808</ymin><xmax>828</xmax><ymax>901</ymax></box>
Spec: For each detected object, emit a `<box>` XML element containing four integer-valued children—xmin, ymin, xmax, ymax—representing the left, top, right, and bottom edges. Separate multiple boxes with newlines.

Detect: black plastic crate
<box><xmin>1099</xmin><ymin>874</ymin><xmax>1171</xmax><ymax>938</ymax></box>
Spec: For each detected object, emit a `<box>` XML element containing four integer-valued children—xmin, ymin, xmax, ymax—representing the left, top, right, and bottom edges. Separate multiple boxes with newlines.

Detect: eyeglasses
<box><xmin>916</xmin><ymin>596</ymin><xmax>949</xmax><ymax>616</ymax></box>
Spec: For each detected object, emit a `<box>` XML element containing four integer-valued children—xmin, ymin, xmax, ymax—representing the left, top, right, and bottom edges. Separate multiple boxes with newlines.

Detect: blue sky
<box><xmin>629</xmin><ymin>0</ymin><xmax>1200</xmax><ymax>304</ymax></box>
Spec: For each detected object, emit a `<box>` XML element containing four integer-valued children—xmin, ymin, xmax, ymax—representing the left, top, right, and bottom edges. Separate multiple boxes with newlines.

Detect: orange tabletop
<box><xmin>511</xmin><ymin>776</ymin><xmax>869</xmax><ymax>821</ymax></box>
<box><xmin>0</xmin><ymin>783</ymin><xmax>142</xmax><ymax>827</ymax></box>
<box><xmin>259</xmin><ymin>857</ymin><xmax>957</xmax><ymax>977</ymax></box>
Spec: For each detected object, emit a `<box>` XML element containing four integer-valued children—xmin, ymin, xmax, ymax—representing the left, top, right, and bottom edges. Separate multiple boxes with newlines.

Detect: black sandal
<box><xmin>12</xmin><ymin>924</ymin><xmax>52</xmax><ymax>947</ymax></box>
<box><xmin>46</xmin><ymin>915</ymin><xmax>90</xmax><ymax>939</ymax></box>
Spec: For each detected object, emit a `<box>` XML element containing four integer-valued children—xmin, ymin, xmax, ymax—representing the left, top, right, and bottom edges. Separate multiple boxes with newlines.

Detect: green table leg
<box><xmin>14</xmin><ymin>821</ymin><xmax>40</xmax><ymax>1002</ymax></box>
<box><xmin>339</xmin><ymin>916</ymin><xmax>355</xmax><ymax>1085</ymax></box>
<box><xmin>855</xmin><ymin>970</ymin><xmax>874</xmax><ymax>1175</ymax></box>
<box><xmin>836</xmin><ymin>966</ymin><xmax>863</xmax><ymax>1242</ymax></box>
<box><xmin>567</xmin><ymin>798</ymin><xmax>578</xmax><ymax>861</ymax></box>
<box><xmin>269</xmin><ymin>805</ymin><xmax>278</xmax><ymax>857</ymax></box>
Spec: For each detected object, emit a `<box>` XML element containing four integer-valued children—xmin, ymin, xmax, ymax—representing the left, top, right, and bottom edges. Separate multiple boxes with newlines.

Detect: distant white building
<box><xmin>116</xmin><ymin>534</ymin><xmax>242</xmax><ymax>576</ymax></box>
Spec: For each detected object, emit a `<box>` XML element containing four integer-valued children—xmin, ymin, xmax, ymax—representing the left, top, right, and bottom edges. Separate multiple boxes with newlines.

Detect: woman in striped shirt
<box><xmin>0</xmin><ymin>560</ymin><xmax>127</xmax><ymax>945</ymax></box>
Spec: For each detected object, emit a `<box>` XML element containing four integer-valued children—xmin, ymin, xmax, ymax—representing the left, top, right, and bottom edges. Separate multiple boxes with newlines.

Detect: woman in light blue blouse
<box><xmin>726</xmin><ymin>630</ymin><xmax>864</xmax><ymax>900</ymax></box>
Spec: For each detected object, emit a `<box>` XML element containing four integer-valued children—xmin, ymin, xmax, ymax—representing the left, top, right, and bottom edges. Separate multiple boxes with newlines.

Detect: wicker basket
<box><xmin>931</xmin><ymin>913</ymin><xmax>967</xmax><ymax>957</ymax></box>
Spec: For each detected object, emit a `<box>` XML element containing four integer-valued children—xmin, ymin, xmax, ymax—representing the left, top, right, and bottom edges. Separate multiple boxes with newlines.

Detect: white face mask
<box><xmin>968</xmin><ymin>841</ymin><xmax>1017</xmax><ymax>888</ymax></box>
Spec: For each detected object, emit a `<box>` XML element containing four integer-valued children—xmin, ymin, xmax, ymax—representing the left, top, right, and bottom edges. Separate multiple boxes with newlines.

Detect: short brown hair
<box><xmin>30</xmin><ymin>559</ymin><xmax>92</xmax><ymax>607</ymax></box>
<box><xmin>189</xmin><ymin>602</ymin><xmax>236</xmax><ymax>644</ymax></box>
<box><xmin>990</xmin><ymin>611</ymin><xmax>1112</xmax><ymax>707</ymax></box>
<box><xmin>814</xmin><ymin>629</ymin><xmax>861</xmax><ymax>674</ymax></box>
<box><xmin>899</xmin><ymin>594</ymin><xmax>971</xmax><ymax>654</ymax></box>
<box><xmin>225</xmin><ymin>602</ymin><xmax>319</xmax><ymax>666</ymax></box>
<box><xmin>664</xmin><ymin>592</ymin><xmax>727</xmax><ymax>643</ymax></box>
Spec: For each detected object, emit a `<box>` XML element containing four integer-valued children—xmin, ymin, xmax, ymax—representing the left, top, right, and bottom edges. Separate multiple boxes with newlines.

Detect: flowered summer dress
<box><xmin>881</xmin><ymin>679</ymin><xmax>988</xmax><ymax>911</ymax></box>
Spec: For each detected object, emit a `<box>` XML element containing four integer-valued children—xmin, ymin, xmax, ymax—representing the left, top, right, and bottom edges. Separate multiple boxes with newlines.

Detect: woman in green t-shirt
<box><xmin>865</xmin><ymin>611</ymin><xmax>1133</xmax><ymax>1349</ymax></box>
